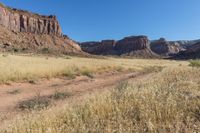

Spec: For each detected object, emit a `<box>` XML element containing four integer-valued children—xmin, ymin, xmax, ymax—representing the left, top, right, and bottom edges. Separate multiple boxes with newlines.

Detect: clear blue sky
<box><xmin>0</xmin><ymin>0</ymin><xmax>200</xmax><ymax>42</ymax></box>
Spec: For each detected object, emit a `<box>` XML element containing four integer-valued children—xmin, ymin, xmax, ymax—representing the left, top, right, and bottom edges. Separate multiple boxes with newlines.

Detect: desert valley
<box><xmin>0</xmin><ymin>2</ymin><xmax>199</xmax><ymax>133</ymax></box>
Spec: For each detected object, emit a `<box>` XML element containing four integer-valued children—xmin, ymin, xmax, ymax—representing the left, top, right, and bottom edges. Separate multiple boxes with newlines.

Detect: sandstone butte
<box><xmin>80</xmin><ymin>36</ymin><xmax>159</xmax><ymax>58</ymax></box>
<box><xmin>0</xmin><ymin>3</ymin><xmax>85</xmax><ymax>55</ymax></box>
<box><xmin>1</xmin><ymin>2</ymin><xmax>199</xmax><ymax>59</ymax></box>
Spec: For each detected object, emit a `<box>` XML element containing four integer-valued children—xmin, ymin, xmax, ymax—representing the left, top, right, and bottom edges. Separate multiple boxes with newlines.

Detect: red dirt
<box><xmin>0</xmin><ymin>71</ymin><xmax>144</xmax><ymax>126</ymax></box>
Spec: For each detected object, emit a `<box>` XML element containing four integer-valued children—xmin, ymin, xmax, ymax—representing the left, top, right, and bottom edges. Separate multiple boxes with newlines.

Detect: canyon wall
<box><xmin>115</xmin><ymin>36</ymin><xmax>150</xmax><ymax>54</ymax></box>
<box><xmin>80</xmin><ymin>36</ymin><xmax>159</xmax><ymax>58</ymax></box>
<box><xmin>0</xmin><ymin>3</ymin><xmax>62</xmax><ymax>36</ymax></box>
<box><xmin>174</xmin><ymin>42</ymin><xmax>200</xmax><ymax>59</ymax></box>
<box><xmin>150</xmin><ymin>38</ymin><xmax>183</xmax><ymax>56</ymax></box>
<box><xmin>0</xmin><ymin>3</ymin><xmax>86</xmax><ymax>55</ymax></box>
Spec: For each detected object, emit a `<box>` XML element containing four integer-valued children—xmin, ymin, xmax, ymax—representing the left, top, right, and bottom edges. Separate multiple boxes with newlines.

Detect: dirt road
<box><xmin>0</xmin><ymin>71</ymin><xmax>145</xmax><ymax>126</ymax></box>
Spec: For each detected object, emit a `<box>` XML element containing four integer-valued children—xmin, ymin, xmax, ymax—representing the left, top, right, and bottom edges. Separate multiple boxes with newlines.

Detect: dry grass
<box><xmin>0</xmin><ymin>54</ymin><xmax>187</xmax><ymax>84</ymax></box>
<box><xmin>1</xmin><ymin>62</ymin><xmax>199</xmax><ymax>133</ymax></box>
<box><xmin>7</xmin><ymin>89</ymin><xmax>21</xmax><ymax>95</ymax></box>
<box><xmin>18</xmin><ymin>90</ymin><xmax>72</xmax><ymax>111</ymax></box>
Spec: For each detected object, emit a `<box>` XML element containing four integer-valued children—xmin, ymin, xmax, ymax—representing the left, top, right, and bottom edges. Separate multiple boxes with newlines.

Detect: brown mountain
<box><xmin>150</xmin><ymin>38</ymin><xmax>183</xmax><ymax>56</ymax></box>
<box><xmin>0</xmin><ymin>3</ymin><xmax>84</xmax><ymax>55</ymax></box>
<box><xmin>173</xmin><ymin>42</ymin><xmax>200</xmax><ymax>59</ymax></box>
<box><xmin>80</xmin><ymin>36</ymin><xmax>159</xmax><ymax>58</ymax></box>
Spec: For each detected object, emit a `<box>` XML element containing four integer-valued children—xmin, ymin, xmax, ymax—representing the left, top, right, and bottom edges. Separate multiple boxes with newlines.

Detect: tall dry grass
<box><xmin>0</xmin><ymin>54</ymin><xmax>187</xmax><ymax>84</ymax></box>
<box><xmin>2</xmin><ymin>65</ymin><xmax>199</xmax><ymax>133</ymax></box>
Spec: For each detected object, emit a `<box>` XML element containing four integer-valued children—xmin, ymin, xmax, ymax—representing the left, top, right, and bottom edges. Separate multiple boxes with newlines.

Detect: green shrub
<box><xmin>189</xmin><ymin>60</ymin><xmax>200</xmax><ymax>68</ymax></box>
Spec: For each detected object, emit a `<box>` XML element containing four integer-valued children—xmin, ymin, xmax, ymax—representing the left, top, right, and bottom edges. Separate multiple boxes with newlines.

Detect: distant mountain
<box><xmin>150</xmin><ymin>38</ymin><xmax>183</xmax><ymax>56</ymax></box>
<box><xmin>173</xmin><ymin>41</ymin><xmax>200</xmax><ymax>59</ymax></box>
<box><xmin>172</xmin><ymin>39</ymin><xmax>200</xmax><ymax>48</ymax></box>
<box><xmin>80</xmin><ymin>37</ymin><xmax>200</xmax><ymax>59</ymax></box>
<box><xmin>79</xmin><ymin>36</ymin><xmax>159</xmax><ymax>58</ymax></box>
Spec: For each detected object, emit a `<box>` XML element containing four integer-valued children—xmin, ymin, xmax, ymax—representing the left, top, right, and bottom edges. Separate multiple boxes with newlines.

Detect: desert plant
<box><xmin>41</xmin><ymin>48</ymin><xmax>50</xmax><ymax>53</ymax></box>
<box><xmin>189</xmin><ymin>60</ymin><xmax>200</xmax><ymax>68</ymax></box>
<box><xmin>51</xmin><ymin>90</ymin><xmax>72</xmax><ymax>100</ymax></box>
<box><xmin>81</xmin><ymin>70</ymin><xmax>94</xmax><ymax>78</ymax></box>
<box><xmin>18</xmin><ymin>96</ymin><xmax>50</xmax><ymax>111</ymax></box>
<box><xmin>63</xmin><ymin>70</ymin><xmax>76</xmax><ymax>79</ymax></box>
<box><xmin>28</xmin><ymin>80</ymin><xmax>37</xmax><ymax>84</ymax></box>
<box><xmin>7</xmin><ymin>89</ymin><xmax>21</xmax><ymax>95</ymax></box>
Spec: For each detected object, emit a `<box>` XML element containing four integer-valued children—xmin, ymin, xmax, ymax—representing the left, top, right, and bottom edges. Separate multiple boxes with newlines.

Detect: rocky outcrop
<box><xmin>0</xmin><ymin>25</ymin><xmax>84</xmax><ymax>55</ymax></box>
<box><xmin>173</xmin><ymin>42</ymin><xmax>200</xmax><ymax>59</ymax></box>
<box><xmin>174</xmin><ymin>40</ymin><xmax>200</xmax><ymax>48</ymax></box>
<box><xmin>80</xmin><ymin>36</ymin><xmax>158</xmax><ymax>58</ymax></box>
<box><xmin>80</xmin><ymin>41</ymin><xmax>101</xmax><ymax>54</ymax></box>
<box><xmin>0</xmin><ymin>3</ymin><xmax>85</xmax><ymax>55</ymax></box>
<box><xmin>0</xmin><ymin>3</ymin><xmax>62</xmax><ymax>36</ymax></box>
<box><xmin>150</xmin><ymin>38</ymin><xmax>183</xmax><ymax>56</ymax></box>
<box><xmin>80</xmin><ymin>40</ymin><xmax>117</xmax><ymax>55</ymax></box>
<box><xmin>115</xmin><ymin>36</ymin><xmax>150</xmax><ymax>54</ymax></box>
<box><xmin>100</xmin><ymin>40</ymin><xmax>116</xmax><ymax>54</ymax></box>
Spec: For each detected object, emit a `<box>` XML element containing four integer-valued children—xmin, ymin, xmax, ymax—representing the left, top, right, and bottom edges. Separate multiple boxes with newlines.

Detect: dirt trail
<box><xmin>0</xmin><ymin>71</ymin><xmax>145</xmax><ymax>126</ymax></box>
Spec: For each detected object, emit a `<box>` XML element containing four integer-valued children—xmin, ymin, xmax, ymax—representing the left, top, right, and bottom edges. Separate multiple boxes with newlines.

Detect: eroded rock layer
<box><xmin>0</xmin><ymin>25</ymin><xmax>83</xmax><ymax>55</ymax></box>
<box><xmin>80</xmin><ymin>36</ymin><xmax>158</xmax><ymax>58</ymax></box>
<box><xmin>0</xmin><ymin>3</ymin><xmax>85</xmax><ymax>55</ymax></box>
<box><xmin>150</xmin><ymin>38</ymin><xmax>183</xmax><ymax>56</ymax></box>
<box><xmin>0</xmin><ymin>3</ymin><xmax>62</xmax><ymax>36</ymax></box>
<box><xmin>174</xmin><ymin>42</ymin><xmax>200</xmax><ymax>59</ymax></box>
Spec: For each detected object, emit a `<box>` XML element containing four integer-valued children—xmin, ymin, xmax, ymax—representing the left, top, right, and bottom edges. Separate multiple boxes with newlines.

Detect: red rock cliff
<box><xmin>0</xmin><ymin>3</ymin><xmax>62</xmax><ymax>36</ymax></box>
<box><xmin>80</xmin><ymin>36</ymin><xmax>159</xmax><ymax>58</ymax></box>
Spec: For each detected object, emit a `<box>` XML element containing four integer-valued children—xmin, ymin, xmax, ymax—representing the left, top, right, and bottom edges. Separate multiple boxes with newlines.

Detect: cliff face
<box><xmin>80</xmin><ymin>36</ymin><xmax>158</xmax><ymax>58</ymax></box>
<box><xmin>174</xmin><ymin>42</ymin><xmax>200</xmax><ymax>59</ymax></box>
<box><xmin>80</xmin><ymin>40</ymin><xmax>117</xmax><ymax>55</ymax></box>
<box><xmin>115</xmin><ymin>36</ymin><xmax>150</xmax><ymax>54</ymax></box>
<box><xmin>0</xmin><ymin>4</ymin><xmax>62</xmax><ymax>36</ymax></box>
<box><xmin>0</xmin><ymin>3</ymin><xmax>86</xmax><ymax>55</ymax></box>
<box><xmin>150</xmin><ymin>38</ymin><xmax>183</xmax><ymax>56</ymax></box>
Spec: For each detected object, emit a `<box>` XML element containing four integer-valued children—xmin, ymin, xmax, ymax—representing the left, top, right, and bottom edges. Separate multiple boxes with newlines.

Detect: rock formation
<box><xmin>80</xmin><ymin>41</ymin><xmax>101</xmax><ymax>54</ymax></box>
<box><xmin>2</xmin><ymin>3</ymin><xmax>200</xmax><ymax>58</ymax></box>
<box><xmin>115</xmin><ymin>36</ymin><xmax>150</xmax><ymax>54</ymax></box>
<box><xmin>150</xmin><ymin>38</ymin><xmax>183</xmax><ymax>56</ymax></box>
<box><xmin>0</xmin><ymin>3</ymin><xmax>84</xmax><ymax>55</ymax></box>
<box><xmin>174</xmin><ymin>40</ymin><xmax>200</xmax><ymax>48</ymax></box>
<box><xmin>80</xmin><ymin>36</ymin><xmax>158</xmax><ymax>58</ymax></box>
<box><xmin>80</xmin><ymin>40</ymin><xmax>117</xmax><ymax>55</ymax></box>
<box><xmin>0</xmin><ymin>3</ymin><xmax>62</xmax><ymax>36</ymax></box>
<box><xmin>173</xmin><ymin>42</ymin><xmax>200</xmax><ymax>59</ymax></box>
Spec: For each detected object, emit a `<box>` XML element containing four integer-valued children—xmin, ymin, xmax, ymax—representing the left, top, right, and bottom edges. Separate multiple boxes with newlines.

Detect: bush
<box><xmin>189</xmin><ymin>60</ymin><xmax>200</xmax><ymax>68</ymax></box>
<box><xmin>41</xmin><ymin>48</ymin><xmax>50</xmax><ymax>54</ymax></box>
<box><xmin>81</xmin><ymin>70</ymin><xmax>94</xmax><ymax>78</ymax></box>
<box><xmin>7</xmin><ymin>89</ymin><xmax>21</xmax><ymax>95</ymax></box>
<box><xmin>18</xmin><ymin>97</ymin><xmax>50</xmax><ymax>111</ymax></box>
<box><xmin>51</xmin><ymin>90</ymin><xmax>72</xmax><ymax>100</ymax></box>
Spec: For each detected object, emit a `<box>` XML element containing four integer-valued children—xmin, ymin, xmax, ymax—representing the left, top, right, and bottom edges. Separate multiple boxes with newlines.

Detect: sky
<box><xmin>0</xmin><ymin>0</ymin><xmax>200</xmax><ymax>42</ymax></box>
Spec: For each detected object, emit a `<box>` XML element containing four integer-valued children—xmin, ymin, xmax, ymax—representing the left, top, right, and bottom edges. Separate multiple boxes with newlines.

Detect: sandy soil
<box><xmin>0</xmin><ymin>71</ymin><xmax>145</xmax><ymax>126</ymax></box>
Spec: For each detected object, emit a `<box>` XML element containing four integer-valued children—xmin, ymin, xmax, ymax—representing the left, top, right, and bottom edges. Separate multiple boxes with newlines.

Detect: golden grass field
<box><xmin>0</xmin><ymin>54</ymin><xmax>186</xmax><ymax>84</ymax></box>
<box><xmin>1</xmin><ymin>54</ymin><xmax>200</xmax><ymax>133</ymax></box>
